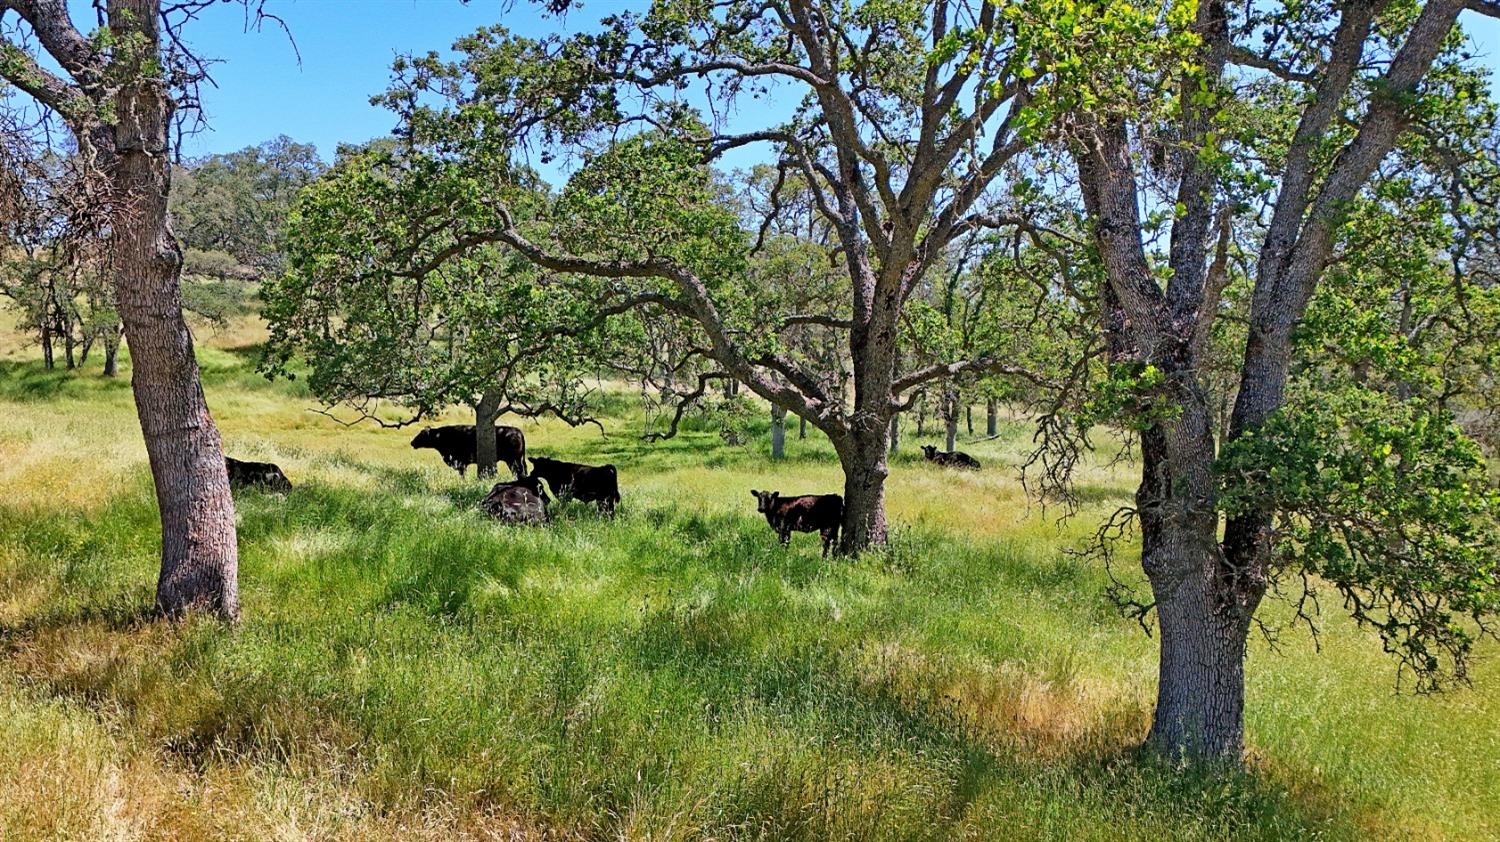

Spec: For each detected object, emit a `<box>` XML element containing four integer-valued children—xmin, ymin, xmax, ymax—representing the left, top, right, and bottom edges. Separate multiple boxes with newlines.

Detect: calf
<box><xmin>225</xmin><ymin>456</ymin><xmax>292</xmax><ymax>493</ymax></box>
<box><xmin>479</xmin><ymin>476</ymin><xmax>550</xmax><ymax>524</ymax></box>
<box><xmin>410</xmin><ymin>424</ymin><xmax>527</xmax><ymax>478</ymax></box>
<box><xmin>920</xmin><ymin>444</ymin><xmax>981</xmax><ymax>470</ymax></box>
<box><xmin>529</xmin><ymin>456</ymin><xmax>620</xmax><ymax>514</ymax></box>
<box><xmin>750</xmin><ymin>489</ymin><xmax>843</xmax><ymax>557</ymax></box>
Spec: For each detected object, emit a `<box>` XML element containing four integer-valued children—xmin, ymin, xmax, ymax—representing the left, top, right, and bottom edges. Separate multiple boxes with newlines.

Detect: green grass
<box><xmin>0</xmin><ymin>322</ymin><xmax>1496</xmax><ymax>840</ymax></box>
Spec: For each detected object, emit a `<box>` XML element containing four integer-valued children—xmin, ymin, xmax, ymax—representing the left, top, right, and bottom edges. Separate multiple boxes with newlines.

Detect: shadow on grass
<box><xmin>533</xmin><ymin>426</ymin><xmax>845</xmax><ymax>473</ymax></box>
<box><xmin>0</xmin><ymin>359</ymin><xmax>131</xmax><ymax>402</ymax></box>
<box><xmin>615</xmin><ymin>577</ymin><xmax>1364</xmax><ymax>840</ymax></box>
<box><xmin>0</xmin><ymin>598</ymin><xmax>160</xmax><ymax>649</ymax></box>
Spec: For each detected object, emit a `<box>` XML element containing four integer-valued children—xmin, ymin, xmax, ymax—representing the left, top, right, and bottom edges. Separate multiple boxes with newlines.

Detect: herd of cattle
<box><xmin>224</xmin><ymin>422</ymin><xmax>982</xmax><ymax>555</ymax></box>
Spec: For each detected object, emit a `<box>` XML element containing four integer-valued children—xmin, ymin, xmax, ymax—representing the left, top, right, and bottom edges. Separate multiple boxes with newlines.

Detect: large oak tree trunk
<box><xmin>888</xmin><ymin>414</ymin><xmax>900</xmax><ymax>454</ymax></box>
<box><xmin>1135</xmin><ymin>382</ymin><xmax>1261</xmax><ymax>764</ymax></box>
<box><xmin>473</xmin><ymin>388</ymin><xmax>502</xmax><ymax>478</ymax></box>
<box><xmin>837</xmin><ymin>424</ymin><xmax>890</xmax><ymax>553</ymax></box>
<box><xmin>1146</xmin><ymin>552</ymin><xmax>1250</xmax><ymax>761</ymax></box>
<box><xmin>840</xmin><ymin>269</ymin><xmax>900</xmax><ymax>554</ymax></box>
<box><xmin>986</xmin><ymin>399</ymin><xmax>997</xmax><ymax>436</ymax></box>
<box><xmin>110</xmin><ymin>0</ymin><xmax>238</xmax><ymax>620</ymax></box>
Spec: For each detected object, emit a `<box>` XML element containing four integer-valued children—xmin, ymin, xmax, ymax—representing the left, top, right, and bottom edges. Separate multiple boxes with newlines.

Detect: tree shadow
<box><xmin>612</xmin><ymin>574</ymin><xmax>1374</xmax><ymax>839</ymax></box>
<box><xmin>0</xmin><ymin>359</ymin><xmax>130</xmax><ymax>402</ymax></box>
<box><xmin>0</xmin><ymin>597</ymin><xmax>160</xmax><ymax>647</ymax></box>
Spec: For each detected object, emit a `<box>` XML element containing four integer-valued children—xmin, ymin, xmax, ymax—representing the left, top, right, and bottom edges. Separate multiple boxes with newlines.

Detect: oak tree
<box><xmin>1051</xmin><ymin>0</ymin><xmax>1500</xmax><ymax>761</ymax></box>
<box><xmin>359</xmin><ymin>0</ymin><xmax>1114</xmax><ymax>551</ymax></box>
<box><xmin>0</xmin><ymin>0</ymin><xmax>253</xmax><ymax>618</ymax></box>
<box><xmin>263</xmin><ymin>143</ymin><xmax>612</xmax><ymax>476</ymax></box>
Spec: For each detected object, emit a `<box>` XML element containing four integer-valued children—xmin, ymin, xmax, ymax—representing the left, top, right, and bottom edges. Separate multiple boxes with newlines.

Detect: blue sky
<box><xmin>171</xmin><ymin>0</ymin><xmax>602</xmax><ymax>160</ymax></box>
<box><xmin>165</xmin><ymin>0</ymin><xmax>798</xmax><ymax>180</ymax></box>
<box><xmin>143</xmin><ymin>1</ymin><xmax>1500</xmax><ymax>167</ymax></box>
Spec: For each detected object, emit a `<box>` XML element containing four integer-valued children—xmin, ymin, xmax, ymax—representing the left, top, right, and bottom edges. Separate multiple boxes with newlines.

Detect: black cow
<box><xmin>479</xmin><ymin>476</ymin><xmax>550</xmax><ymax>525</ymax></box>
<box><xmin>750</xmin><ymin>489</ymin><xmax>843</xmax><ymax>557</ymax></box>
<box><xmin>225</xmin><ymin>456</ymin><xmax>292</xmax><ymax>493</ymax></box>
<box><xmin>528</xmin><ymin>456</ymin><xmax>620</xmax><ymax>514</ymax></box>
<box><xmin>411</xmin><ymin>424</ymin><xmax>527</xmax><ymax>478</ymax></box>
<box><xmin>920</xmin><ymin>444</ymin><xmax>981</xmax><ymax>470</ymax></box>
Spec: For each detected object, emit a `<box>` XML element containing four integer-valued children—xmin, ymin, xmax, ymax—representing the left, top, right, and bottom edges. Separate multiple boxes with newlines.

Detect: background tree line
<box><xmin>0</xmin><ymin>131</ymin><xmax>323</xmax><ymax>371</ymax></box>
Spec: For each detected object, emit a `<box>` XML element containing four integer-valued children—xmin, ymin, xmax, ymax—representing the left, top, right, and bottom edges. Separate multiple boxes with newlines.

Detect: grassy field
<box><xmin>0</xmin><ymin>319</ymin><xmax>1496</xmax><ymax>841</ymax></box>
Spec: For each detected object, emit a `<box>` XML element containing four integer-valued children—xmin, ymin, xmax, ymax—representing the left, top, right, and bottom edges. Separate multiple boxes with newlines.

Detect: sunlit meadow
<box><xmin>0</xmin><ymin>316</ymin><xmax>1495</xmax><ymax>840</ymax></box>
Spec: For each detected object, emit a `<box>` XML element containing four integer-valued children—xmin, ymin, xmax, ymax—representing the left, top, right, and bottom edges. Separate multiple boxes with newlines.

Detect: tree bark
<box><xmin>1146</xmin><ymin>553</ymin><xmax>1251</xmax><ymax>762</ymax></box>
<box><xmin>109</xmin><ymin>0</ymin><xmax>239</xmax><ymax>621</ymax></box>
<box><xmin>102</xmin><ymin>326</ymin><xmax>121</xmax><ymax>377</ymax></box>
<box><xmin>888</xmin><ymin>413</ymin><xmax>900</xmax><ymax>454</ymax></box>
<box><xmin>944</xmin><ymin>389</ymin><xmax>958</xmax><ymax>452</ymax></box>
<box><xmin>965</xmin><ymin>403</ymin><xmax>973</xmax><ymax>436</ymax></box>
<box><xmin>836</xmin><ymin>424</ymin><xmax>890</xmax><ymax>553</ymax></box>
<box><xmin>62</xmin><ymin>321</ymin><xmax>76</xmax><ymax>369</ymax></box>
<box><xmin>798</xmin><ymin>415</ymin><xmax>807</xmax><ymax>439</ymax></box>
<box><xmin>1134</xmin><ymin>380</ymin><xmax>1261</xmax><ymax>764</ymax></box>
<box><xmin>40</xmin><ymin>316</ymin><xmax>54</xmax><ymax>369</ymax></box>
<box><xmin>770</xmin><ymin>404</ymin><xmax>786</xmax><ymax>459</ymax></box>
<box><xmin>473</xmin><ymin>388</ymin><xmax>502</xmax><ymax>478</ymax></box>
<box><xmin>986</xmin><ymin>399</ymin><xmax>997</xmax><ymax>436</ymax></box>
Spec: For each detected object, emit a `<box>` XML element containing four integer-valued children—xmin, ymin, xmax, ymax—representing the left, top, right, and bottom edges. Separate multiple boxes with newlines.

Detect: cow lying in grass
<box><xmin>529</xmin><ymin>456</ymin><xmax>620</xmax><ymax>514</ymax></box>
<box><xmin>920</xmin><ymin>444</ymin><xmax>981</xmax><ymax>470</ymax></box>
<box><xmin>751</xmin><ymin>489</ymin><xmax>843</xmax><ymax>557</ymax></box>
<box><xmin>225</xmin><ymin>456</ymin><xmax>292</xmax><ymax>493</ymax></box>
<box><xmin>411</xmin><ymin>424</ymin><xmax>528</xmax><ymax>478</ymax></box>
<box><xmin>480</xmin><ymin>476</ymin><xmax>550</xmax><ymax>524</ymax></box>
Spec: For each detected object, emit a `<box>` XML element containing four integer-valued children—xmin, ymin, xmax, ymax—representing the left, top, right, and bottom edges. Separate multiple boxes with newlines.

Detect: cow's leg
<box><xmin>821</xmin><ymin>529</ymin><xmax>835</xmax><ymax>557</ymax></box>
<box><xmin>779</xmin><ymin>528</ymin><xmax>791</xmax><ymax>546</ymax></box>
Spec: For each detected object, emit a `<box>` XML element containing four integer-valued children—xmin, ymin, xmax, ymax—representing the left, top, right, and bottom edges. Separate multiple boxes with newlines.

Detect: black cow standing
<box><xmin>528</xmin><ymin>456</ymin><xmax>620</xmax><ymax>514</ymax></box>
<box><xmin>920</xmin><ymin>444</ymin><xmax>981</xmax><ymax>470</ymax></box>
<box><xmin>225</xmin><ymin>456</ymin><xmax>293</xmax><ymax>493</ymax></box>
<box><xmin>480</xmin><ymin>476</ymin><xmax>550</xmax><ymax>524</ymax></box>
<box><xmin>750</xmin><ymin>489</ymin><xmax>843</xmax><ymax>557</ymax></box>
<box><xmin>411</xmin><ymin>424</ymin><xmax>527</xmax><ymax>478</ymax></box>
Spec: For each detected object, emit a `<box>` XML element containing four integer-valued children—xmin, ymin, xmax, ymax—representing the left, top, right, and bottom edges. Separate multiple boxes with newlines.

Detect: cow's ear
<box><xmin>749</xmin><ymin>489</ymin><xmax>759</xmax><ymax>498</ymax></box>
